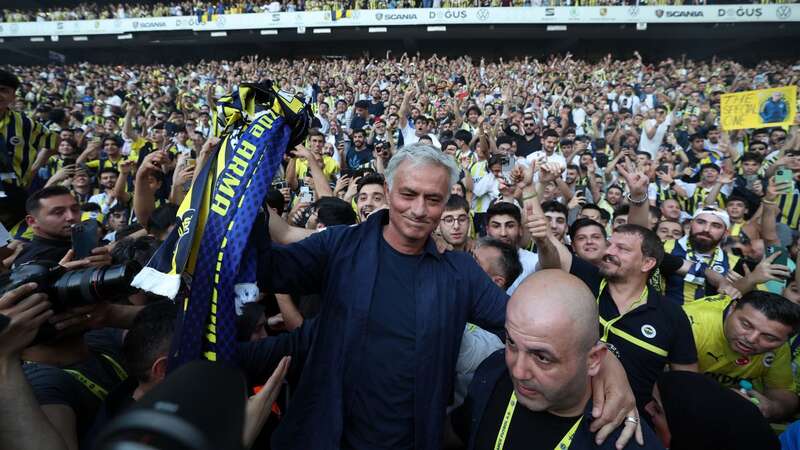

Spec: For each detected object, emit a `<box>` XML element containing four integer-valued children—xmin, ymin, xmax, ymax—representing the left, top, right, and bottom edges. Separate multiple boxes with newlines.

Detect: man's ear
<box><xmin>150</xmin><ymin>356</ymin><xmax>169</xmax><ymax>383</ymax></box>
<box><xmin>641</xmin><ymin>256</ymin><xmax>657</xmax><ymax>274</ymax></box>
<box><xmin>587</xmin><ymin>342</ymin><xmax>607</xmax><ymax>377</ymax></box>
<box><xmin>25</xmin><ymin>214</ymin><xmax>36</xmax><ymax>227</ymax></box>
<box><xmin>492</xmin><ymin>275</ymin><xmax>507</xmax><ymax>290</ymax></box>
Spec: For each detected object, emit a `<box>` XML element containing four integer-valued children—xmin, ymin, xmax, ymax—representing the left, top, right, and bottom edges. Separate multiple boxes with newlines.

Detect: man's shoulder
<box><xmin>683</xmin><ymin>295</ymin><xmax>731</xmax><ymax>323</ymax></box>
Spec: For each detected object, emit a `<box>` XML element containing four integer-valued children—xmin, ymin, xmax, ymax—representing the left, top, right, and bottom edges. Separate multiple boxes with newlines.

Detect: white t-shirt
<box><xmin>508</xmin><ymin>249</ymin><xmax>539</xmax><ymax>295</ymax></box>
<box><xmin>638</xmin><ymin>116</ymin><xmax>672</xmax><ymax>158</ymax></box>
<box><xmin>401</xmin><ymin>122</ymin><xmax>440</xmax><ymax>148</ymax></box>
<box><xmin>88</xmin><ymin>192</ymin><xmax>117</xmax><ymax>215</ymax></box>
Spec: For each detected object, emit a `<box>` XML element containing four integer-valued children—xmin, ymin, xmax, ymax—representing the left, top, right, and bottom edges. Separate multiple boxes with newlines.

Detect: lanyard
<box><xmin>493</xmin><ymin>391</ymin><xmax>583</xmax><ymax>450</ymax></box>
<box><xmin>597</xmin><ymin>279</ymin><xmax>648</xmax><ymax>343</ymax></box>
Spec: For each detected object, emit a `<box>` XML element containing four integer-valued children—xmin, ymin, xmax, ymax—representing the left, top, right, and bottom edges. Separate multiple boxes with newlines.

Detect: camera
<box><xmin>0</xmin><ymin>260</ymin><xmax>139</xmax><ymax>311</ymax></box>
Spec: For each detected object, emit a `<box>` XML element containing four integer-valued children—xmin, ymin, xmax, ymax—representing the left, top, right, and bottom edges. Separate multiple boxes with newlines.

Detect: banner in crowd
<box><xmin>0</xmin><ymin>4</ymin><xmax>798</xmax><ymax>37</ymax></box>
<box><xmin>720</xmin><ymin>86</ymin><xmax>797</xmax><ymax>131</ymax></box>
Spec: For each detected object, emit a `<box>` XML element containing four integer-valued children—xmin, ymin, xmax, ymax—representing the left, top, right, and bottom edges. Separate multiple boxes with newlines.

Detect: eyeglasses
<box><xmin>441</xmin><ymin>215</ymin><xmax>469</xmax><ymax>226</ymax></box>
<box><xmin>523</xmin><ymin>123</ymin><xmax>535</xmax><ymax>127</ymax></box>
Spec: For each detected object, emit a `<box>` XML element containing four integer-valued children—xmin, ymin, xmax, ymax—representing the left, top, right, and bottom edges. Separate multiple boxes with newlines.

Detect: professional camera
<box><xmin>0</xmin><ymin>260</ymin><xmax>140</xmax><ymax>310</ymax></box>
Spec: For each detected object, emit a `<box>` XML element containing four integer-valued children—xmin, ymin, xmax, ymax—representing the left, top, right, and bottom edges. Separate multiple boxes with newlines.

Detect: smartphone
<box><xmin>299</xmin><ymin>186</ymin><xmax>314</xmax><ymax>204</ymax></box>
<box><xmin>71</xmin><ymin>222</ymin><xmax>99</xmax><ymax>259</ymax></box>
<box><xmin>775</xmin><ymin>167</ymin><xmax>793</xmax><ymax>187</ymax></box>
<box><xmin>657</xmin><ymin>164</ymin><xmax>670</xmax><ymax>174</ymax></box>
<box><xmin>766</xmin><ymin>245</ymin><xmax>789</xmax><ymax>269</ymax></box>
<box><xmin>185</xmin><ymin>158</ymin><xmax>196</xmax><ymax>169</ymax></box>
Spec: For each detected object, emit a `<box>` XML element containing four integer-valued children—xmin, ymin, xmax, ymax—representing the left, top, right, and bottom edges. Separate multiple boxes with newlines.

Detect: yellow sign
<box><xmin>720</xmin><ymin>86</ymin><xmax>797</xmax><ymax>131</ymax></box>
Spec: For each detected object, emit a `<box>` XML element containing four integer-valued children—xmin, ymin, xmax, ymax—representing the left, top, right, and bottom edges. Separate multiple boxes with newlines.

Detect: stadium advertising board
<box><xmin>0</xmin><ymin>5</ymin><xmax>797</xmax><ymax>38</ymax></box>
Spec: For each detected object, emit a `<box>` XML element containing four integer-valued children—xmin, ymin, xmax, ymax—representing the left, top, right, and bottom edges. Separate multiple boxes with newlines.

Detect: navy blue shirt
<box><xmin>344</xmin><ymin>236</ymin><xmax>420</xmax><ymax>449</ymax></box>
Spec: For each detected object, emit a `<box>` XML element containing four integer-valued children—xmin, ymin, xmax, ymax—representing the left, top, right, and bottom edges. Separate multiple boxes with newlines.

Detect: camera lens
<box><xmin>52</xmin><ymin>262</ymin><xmax>139</xmax><ymax>307</ymax></box>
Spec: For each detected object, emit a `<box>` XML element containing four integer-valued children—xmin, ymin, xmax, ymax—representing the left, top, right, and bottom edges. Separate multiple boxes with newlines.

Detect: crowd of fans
<box><xmin>1</xmin><ymin>50</ymin><xmax>800</xmax><ymax>449</ymax></box>
<box><xmin>2</xmin><ymin>0</ymin><xmax>793</xmax><ymax>23</ymax></box>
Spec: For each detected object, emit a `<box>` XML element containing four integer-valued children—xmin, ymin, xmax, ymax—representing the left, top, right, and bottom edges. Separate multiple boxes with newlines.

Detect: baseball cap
<box><xmin>692</xmin><ymin>206</ymin><xmax>730</xmax><ymax>229</ymax></box>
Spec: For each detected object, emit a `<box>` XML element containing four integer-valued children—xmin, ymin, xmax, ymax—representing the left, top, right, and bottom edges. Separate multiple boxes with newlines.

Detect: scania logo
<box><xmin>777</xmin><ymin>5</ymin><xmax>792</xmax><ymax>19</ymax></box>
<box><xmin>655</xmin><ymin>9</ymin><xmax>664</xmax><ymax>17</ymax></box>
<box><xmin>477</xmin><ymin>8</ymin><xmax>490</xmax><ymax>20</ymax></box>
<box><xmin>132</xmin><ymin>21</ymin><xmax>139</xmax><ymax>29</ymax></box>
<box><xmin>375</xmin><ymin>13</ymin><xmax>383</xmax><ymax>20</ymax></box>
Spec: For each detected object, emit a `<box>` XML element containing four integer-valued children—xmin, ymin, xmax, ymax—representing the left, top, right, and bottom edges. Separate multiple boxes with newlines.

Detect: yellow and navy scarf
<box><xmin>132</xmin><ymin>82</ymin><xmax>311</xmax><ymax>368</ymax></box>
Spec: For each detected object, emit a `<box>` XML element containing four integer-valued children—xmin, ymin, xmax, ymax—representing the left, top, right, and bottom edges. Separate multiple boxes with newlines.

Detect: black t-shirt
<box><xmin>14</xmin><ymin>235</ymin><xmax>72</xmax><ymax>266</ymax></box>
<box><xmin>570</xmin><ymin>257</ymin><xmax>697</xmax><ymax>411</ymax></box>
<box><xmin>343</xmin><ymin>235</ymin><xmax>420</xmax><ymax>450</ymax></box>
<box><xmin>514</xmin><ymin>134</ymin><xmax>542</xmax><ymax>158</ymax></box>
<box><xmin>23</xmin><ymin>328</ymin><xmax>126</xmax><ymax>446</ymax></box>
<box><xmin>474</xmin><ymin>374</ymin><xmax>581</xmax><ymax>450</ymax></box>
<box><xmin>368</xmin><ymin>101</ymin><xmax>385</xmax><ymax>117</ymax></box>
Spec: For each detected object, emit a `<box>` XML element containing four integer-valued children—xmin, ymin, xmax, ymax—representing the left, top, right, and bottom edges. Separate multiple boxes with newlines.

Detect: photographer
<box><xmin>14</xmin><ymin>186</ymin><xmax>80</xmax><ymax>267</ymax></box>
<box><xmin>4</xmin><ymin>251</ymin><xmax>144</xmax><ymax>450</ymax></box>
<box><xmin>0</xmin><ymin>282</ymin><xmax>60</xmax><ymax>450</ymax></box>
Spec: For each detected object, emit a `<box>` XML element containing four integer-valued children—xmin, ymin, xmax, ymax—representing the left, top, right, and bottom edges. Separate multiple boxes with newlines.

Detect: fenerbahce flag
<box><xmin>132</xmin><ymin>82</ymin><xmax>311</xmax><ymax>367</ymax></box>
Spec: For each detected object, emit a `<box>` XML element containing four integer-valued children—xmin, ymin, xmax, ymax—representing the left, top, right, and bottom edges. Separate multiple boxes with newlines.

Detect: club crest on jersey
<box><xmin>641</xmin><ymin>324</ymin><xmax>657</xmax><ymax>339</ymax></box>
<box><xmin>763</xmin><ymin>352</ymin><xmax>775</xmax><ymax>367</ymax></box>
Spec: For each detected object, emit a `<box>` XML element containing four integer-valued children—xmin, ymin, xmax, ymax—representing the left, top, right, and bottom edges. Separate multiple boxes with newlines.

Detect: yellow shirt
<box><xmin>684</xmin><ymin>295</ymin><xmax>794</xmax><ymax>392</ymax></box>
<box><xmin>295</xmin><ymin>155</ymin><xmax>339</xmax><ymax>181</ymax></box>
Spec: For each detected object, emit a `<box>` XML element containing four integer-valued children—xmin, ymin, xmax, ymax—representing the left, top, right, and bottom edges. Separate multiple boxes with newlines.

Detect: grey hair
<box><xmin>384</xmin><ymin>143</ymin><xmax>460</xmax><ymax>192</ymax></box>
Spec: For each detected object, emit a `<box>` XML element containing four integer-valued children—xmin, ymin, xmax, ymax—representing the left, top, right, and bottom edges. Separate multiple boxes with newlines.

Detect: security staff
<box><xmin>452</xmin><ymin>270</ymin><xmax>663</xmax><ymax>450</ymax></box>
<box><xmin>534</xmin><ymin>221</ymin><xmax>698</xmax><ymax>412</ymax></box>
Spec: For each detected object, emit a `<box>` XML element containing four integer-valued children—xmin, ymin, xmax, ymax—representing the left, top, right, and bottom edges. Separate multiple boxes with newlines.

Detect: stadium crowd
<box><xmin>2</xmin><ymin>0</ymin><xmax>794</xmax><ymax>23</ymax></box>
<box><xmin>1</xmin><ymin>50</ymin><xmax>800</xmax><ymax>449</ymax></box>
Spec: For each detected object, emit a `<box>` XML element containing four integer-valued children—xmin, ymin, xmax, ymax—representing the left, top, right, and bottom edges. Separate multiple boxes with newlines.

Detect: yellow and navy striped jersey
<box><xmin>776</xmin><ymin>182</ymin><xmax>800</xmax><ymax>230</ymax></box>
<box><xmin>663</xmin><ymin>236</ymin><xmax>740</xmax><ymax>305</ymax></box>
<box><xmin>0</xmin><ymin>109</ymin><xmax>58</xmax><ymax>186</ymax></box>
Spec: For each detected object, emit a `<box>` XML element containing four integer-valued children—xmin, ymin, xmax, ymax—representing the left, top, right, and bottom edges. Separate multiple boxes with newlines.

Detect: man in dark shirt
<box><xmin>344</xmin><ymin>128</ymin><xmax>373</xmax><ymax>170</ymax></box>
<box><xmin>349</xmin><ymin>100</ymin><xmax>372</xmax><ymax>134</ymax></box>
<box><xmin>454</xmin><ymin>270</ymin><xmax>663</xmax><ymax>450</ymax></box>
<box><xmin>533</xmin><ymin>220</ymin><xmax>699</xmax><ymax>412</ymax></box>
<box><xmin>506</xmin><ymin>117</ymin><xmax>541</xmax><ymax>158</ymax></box>
<box><xmin>14</xmin><ymin>186</ymin><xmax>79</xmax><ymax>267</ymax></box>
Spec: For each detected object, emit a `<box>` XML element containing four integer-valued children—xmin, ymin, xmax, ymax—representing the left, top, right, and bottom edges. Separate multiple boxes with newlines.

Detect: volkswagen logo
<box><xmin>777</xmin><ymin>5</ymin><xmax>791</xmax><ymax>19</ymax></box>
<box><xmin>476</xmin><ymin>9</ymin><xmax>489</xmax><ymax>20</ymax></box>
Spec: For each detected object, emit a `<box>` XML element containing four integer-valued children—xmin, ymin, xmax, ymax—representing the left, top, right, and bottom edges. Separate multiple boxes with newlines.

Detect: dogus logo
<box><xmin>718</xmin><ymin>7</ymin><xmax>762</xmax><ymax>17</ymax></box>
<box><xmin>428</xmin><ymin>10</ymin><xmax>467</xmax><ymax>19</ymax></box>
